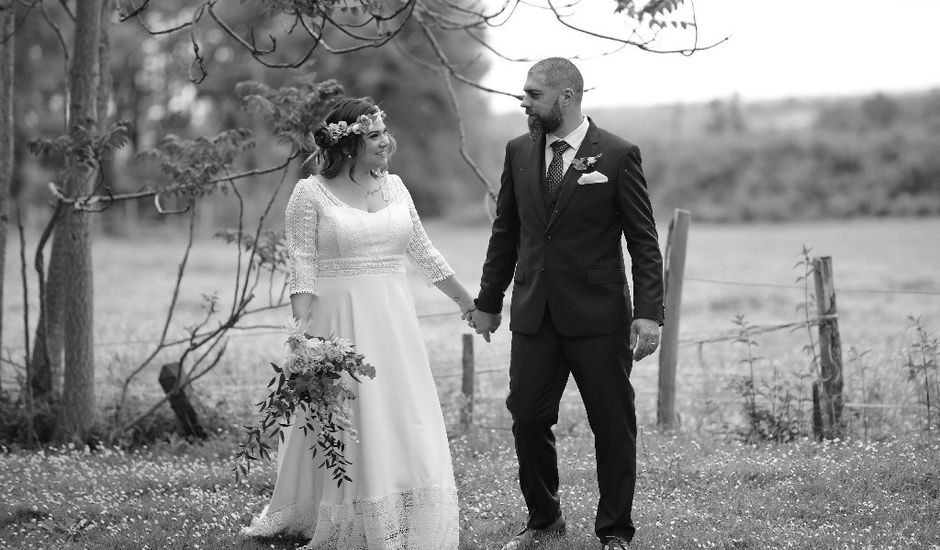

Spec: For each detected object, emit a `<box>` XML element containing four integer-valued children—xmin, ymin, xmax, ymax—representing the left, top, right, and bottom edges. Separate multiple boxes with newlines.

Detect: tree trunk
<box><xmin>54</xmin><ymin>0</ymin><xmax>104</xmax><ymax>441</ymax></box>
<box><xmin>98</xmin><ymin>0</ymin><xmax>112</xmax><ymax>131</ymax></box>
<box><xmin>30</xmin><ymin>226</ymin><xmax>67</xmax><ymax>398</ymax></box>
<box><xmin>97</xmin><ymin>0</ymin><xmax>113</xmax><ymax>238</ymax></box>
<box><xmin>0</xmin><ymin>2</ymin><xmax>14</xmax><ymax>391</ymax></box>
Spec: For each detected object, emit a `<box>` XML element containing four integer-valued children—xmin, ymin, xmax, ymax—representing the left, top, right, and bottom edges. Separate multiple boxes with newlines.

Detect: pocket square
<box><xmin>577</xmin><ymin>171</ymin><xmax>609</xmax><ymax>185</ymax></box>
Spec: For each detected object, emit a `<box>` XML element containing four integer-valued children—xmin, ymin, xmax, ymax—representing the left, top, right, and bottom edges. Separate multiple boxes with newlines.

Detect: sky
<box><xmin>480</xmin><ymin>0</ymin><xmax>940</xmax><ymax>112</ymax></box>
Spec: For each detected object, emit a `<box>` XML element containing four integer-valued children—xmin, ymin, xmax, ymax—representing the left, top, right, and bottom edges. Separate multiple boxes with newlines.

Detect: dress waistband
<box><xmin>317</xmin><ymin>256</ymin><xmax>406</xmax><ymax>278</ymax></box>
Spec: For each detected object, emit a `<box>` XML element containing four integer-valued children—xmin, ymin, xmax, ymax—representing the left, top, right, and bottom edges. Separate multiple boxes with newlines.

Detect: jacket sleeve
<box><xmin>476</xmin><ymin>141</ymin><xmax>521</xmax><ymax>314</ymax></box>
<box><xmin>616</xmin><ymin>144</ymin><xmax>664</xmax><ymax>324</ymax></box>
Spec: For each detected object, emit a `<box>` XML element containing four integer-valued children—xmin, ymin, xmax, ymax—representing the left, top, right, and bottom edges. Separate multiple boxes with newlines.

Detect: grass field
<box><xmin>3</xmin><ymin>216</ymin><xmax>938</xmax><ymax>428</ymax></box>
<box><xmin>1</xmin><ymin>430</ymin><xmax>938</xmax><ymax>549</ymax></box>
<box><xmin>2</xmin><ymin>217</ymin><xmax>940</xmax><ymax>549</ymax></box>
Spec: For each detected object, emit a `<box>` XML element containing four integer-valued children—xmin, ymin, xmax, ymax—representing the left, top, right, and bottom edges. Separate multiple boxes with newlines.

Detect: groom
<box><xmin>468</xmin><ymin>58</ymin><xmax>664</xmax><ymax>550</ymax></box>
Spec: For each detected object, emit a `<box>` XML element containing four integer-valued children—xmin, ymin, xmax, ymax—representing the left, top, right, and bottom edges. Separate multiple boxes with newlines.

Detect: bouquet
<box><xmin>234</xmin><ymin>320</ymin><xmax>376</xmax><ymax>486</ymax></box>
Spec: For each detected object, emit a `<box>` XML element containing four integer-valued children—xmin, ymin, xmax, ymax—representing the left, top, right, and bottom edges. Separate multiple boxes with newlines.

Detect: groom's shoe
<box><xmin>601</xmin><ymin>536</ymin><xmax>631</xmax><ymax>549</ymax></box>
<box><xmin>500</xmin><ymin>515</ymin><xmax>566</xmax><ymax>550</ymax></box>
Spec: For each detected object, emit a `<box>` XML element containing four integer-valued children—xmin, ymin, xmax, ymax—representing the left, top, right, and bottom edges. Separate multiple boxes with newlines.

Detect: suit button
<box><xmin>540</xmin><ymin>267</ymin><xmax>545</xmax><ymax>272</ymax></box>
<box><xmin>544</xmin><ymin>235</ymin><xmax>551</xmax><ymax>242</ymax></box>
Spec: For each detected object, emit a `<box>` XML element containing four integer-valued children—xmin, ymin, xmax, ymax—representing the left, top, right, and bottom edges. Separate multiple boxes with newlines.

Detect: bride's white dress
<box><xmin>242</xmin><ymin>174</ymin><xmax>459</xmax><ymax>549</ymax></box>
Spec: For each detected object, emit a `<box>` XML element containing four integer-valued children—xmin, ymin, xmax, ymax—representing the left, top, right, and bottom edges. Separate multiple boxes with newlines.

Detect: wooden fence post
<box><xmin>658</xmin><ymin>209</ymin><xmax>691</xmax><ymax>429</ymax></box>
<box><xmin>461</xmin><ymin>333</ymin><xmax>474</xmax><ymax>431</ymax></box>
<box><xmin>811</xmin><ymin>256</ymin><xmax>845</xmax><ymax>439</ymax></box>
<box><xmin>158</xmin><ymin>363</ymin><xmax>207</xmax><ymax>439</ymax></box>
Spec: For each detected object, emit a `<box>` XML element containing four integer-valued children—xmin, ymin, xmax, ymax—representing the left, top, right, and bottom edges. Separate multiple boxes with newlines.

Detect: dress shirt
<box><xmin>544</xmin><ymin>115</ymin><xmax>590</xmax><ymax>177</ymax></box>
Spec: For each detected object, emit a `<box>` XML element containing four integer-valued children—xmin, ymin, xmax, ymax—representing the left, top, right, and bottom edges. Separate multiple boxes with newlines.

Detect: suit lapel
<box><xmin>526</xmin><ymin>134</ymin><xmax>549</xmax><ymax>227</ymax></box>
<box><xmin>546</xmin><ymin>119</ymin><xmax>600</xmax><ymax>232</ymax></box>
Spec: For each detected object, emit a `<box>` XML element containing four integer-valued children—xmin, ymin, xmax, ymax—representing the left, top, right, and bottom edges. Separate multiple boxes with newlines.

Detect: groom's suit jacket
<box><xmin>476</xmin><ymin>118</ymin><xmax>664</xmax><ymax>337</ymax></box>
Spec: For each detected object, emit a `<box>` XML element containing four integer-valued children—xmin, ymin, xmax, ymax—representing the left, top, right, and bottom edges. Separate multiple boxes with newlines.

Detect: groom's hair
<box><xmin>530</xmin><ymin>58</ymin><xmax>583</xmax><ymax>102</ymax></box>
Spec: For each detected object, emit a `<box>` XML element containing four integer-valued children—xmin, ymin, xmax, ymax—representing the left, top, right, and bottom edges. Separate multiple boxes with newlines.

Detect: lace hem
<box><xmin>307</xmin><ymin>485</ymin><xmax>459</xmax><ymax>550</ymax></box>
<box><xmin>243</xmin><ymin>485</ymin><xmax>459</xmax><ymax>550</ymax></box>
<box><xmin>423</xmin><ymin>265</ymin><xmax>455</xmax><ymax>287</ymax></box>
<box><xmin>317</xmin><ymin>256</ymin><xmax>406</xmax><ymax>278</ymax></box>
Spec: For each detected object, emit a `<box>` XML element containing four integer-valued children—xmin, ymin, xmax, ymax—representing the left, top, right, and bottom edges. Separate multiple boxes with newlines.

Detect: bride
<box><xmin>242</xmin><ymin>97</ymin><xmax>477</xmax><ymax>549</ymax></box>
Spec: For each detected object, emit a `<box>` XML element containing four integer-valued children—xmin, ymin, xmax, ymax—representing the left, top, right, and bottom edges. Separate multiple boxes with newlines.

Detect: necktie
<box><xmin>546</xmin><ymin>140</ymin><xmax>570</xmax><ymax>201</ymax></box>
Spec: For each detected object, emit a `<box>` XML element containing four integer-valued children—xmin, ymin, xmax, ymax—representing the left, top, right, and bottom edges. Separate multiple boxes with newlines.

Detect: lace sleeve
<box><xmin>286</xmin><ymin>179</ymin><xmax>319</xmax><ymax>296</ymax></box>
<box><xmin>395</xmin><ymin>175</ymin><xmax>455</xmax><ymax>285</ymax></box>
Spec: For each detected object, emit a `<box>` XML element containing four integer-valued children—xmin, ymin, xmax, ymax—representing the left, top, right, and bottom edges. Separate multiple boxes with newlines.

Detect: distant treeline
<box><xmin>614</xmin><ymin>90</ymin><xmax>940</xmax><ymax>221</ymax></box>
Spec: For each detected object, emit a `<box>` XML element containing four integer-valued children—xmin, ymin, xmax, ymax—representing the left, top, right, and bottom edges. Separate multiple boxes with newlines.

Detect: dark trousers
<box><xmin>507</xmin><ymin>306</ymin><xmax>637</xmax><ymax>543</ymax></box>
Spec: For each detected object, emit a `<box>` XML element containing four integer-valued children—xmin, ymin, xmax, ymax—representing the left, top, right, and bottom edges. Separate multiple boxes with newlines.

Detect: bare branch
<box><xmin>684</xmin><ymin>0</ymin><xmax>701</xmax><ymax>56</ymax></box>
<box><xmin>0</xmin><ymin>354</ymin><xmax>26</xmax><ymax>372</ymax></box>
<box><xmin>116</xmin><ymin>0</ymin><xmax>149</xmax><ymax>22</ymax></box>
<box><xmin>233</xmin><ymin>159</ymin><xmax>294</xmax><ymax>311</ymax></box>
<box><xmin>228</xmin><ymin>181</ymin><xmax>246</xmax><ymax>320</ymax></box>
<box><xmin>204</xmin><ymin>0</ymin><xmax>416</xmax><ymax>66</ymax></box>
<box><xmin>316</xmin><ymin>1</ymin><xmax>415</xmax><ymax>54</ymax></box>
<box><xmin>420</xmin><ymin>0</ymin><xmax>518</xmax><ymax>30</ymax></box>
<box><xmin>414</xmin><ymin>13</ymin><xmax>521</xmax><ymax>99</ymax></box>
<box><xmin>16</xmin><ymin>205</ymin><xmax>31</xmax><ymax>382</ymax></box>
<box><xmin>392</xmin><ymin>28</ymin><xmax>496</xmax><ymax>199</ymax></box>
<box><xmin>39</xmin><ymin>1</ymin><xmax>70</xmax><ymax>68</ymax></box>
<box><xmin>321</xmin><ymin>9</ymin><xmax>393</xmax><ymax>42</ymax></box>
<box><xmin>188</xmin><ymin>16</ymin><xmax>207</xmax><ymax>83</ymax></box>
<box><xmin>441</xmin><ymin>69</ymin><xmax>496</xmax><ymax>200</ymax></box>
<box><xmin>545</xmin><ymin>0</ymin><xmax>728</xmax><ymax>55</ymax></box>
<box><xmin>55</xmin><ymin>0</ymin><xmax>74</xmax><ymax>21</ymax></box>
<box><xmin>206</xmin><ymin>5</ymin><xmax>286</xmax><ymax>56</ymax></box>
<box><xmin>111</xmin><ymin>339</ymin><xmax>227</xmax><ymax>440</ymax></box>
<box><xmin>1</xmin><ymin>0</ymin><xmax>39</xmax><ymax>45</ymax></box>
<box><xmin>180</xmin><ymin>339</ymin><xmax>229</xmax><ymax>393</ymax></box>
<box><xmin>153</xmin><ymin>194</ymin><xmax>190</xmax><ymax>215</ymax></box>
<box><xmin>462</xmin><ymin>29</ymin><xmax>529</xmax><ymax>62</ymax></box>
<box><xmin>31</xmin><ymin>200</ymin><xmax>65</xmax><ymax>388</ymax></box>
<box><xmin>519</xmin><ymin>0</ymin><xmax>580</xmax><ymax>11</ymax></box>
<box><xmin>115</xmin><ymin>205</ymin><xmax>197</xmax><ymax>419</ymax></box>
<box><xmin>48</xmin><ymin>154</ymin><xmax>298</xmax><ymax>211</ymax></box>
<box><xmin>133</xmin><ymin>1</ymin><xmax>208</xmax><ymax>36</ymax></box>
<box><xmin>374</xmin><ymin>0</ymin><xmax>416</xmax><ymax>23</ymax></box>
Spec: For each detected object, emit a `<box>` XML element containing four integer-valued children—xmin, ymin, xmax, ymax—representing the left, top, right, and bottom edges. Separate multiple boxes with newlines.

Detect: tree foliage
<box><xmin>3</xmin><ymin>0</ymin><xmax>708</xmax><ymax>442</ymax></box>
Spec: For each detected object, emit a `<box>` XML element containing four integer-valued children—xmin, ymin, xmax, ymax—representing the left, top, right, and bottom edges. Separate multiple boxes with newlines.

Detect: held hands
<box><xmin>630</xmin><ymin>318</ymin><xmax>661</xmax><ymax>361</ymax></box>
<box><xmin>461</xmin><ymin>308</ymin><xmax>501</xmax><ymax>343</ymax></box>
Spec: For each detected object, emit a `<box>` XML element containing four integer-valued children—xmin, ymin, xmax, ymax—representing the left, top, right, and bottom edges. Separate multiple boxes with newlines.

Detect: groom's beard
<box><xmin>527</xmin><ymin>99</ymin><xmax>564</xmax><ymax>140</ymax></box>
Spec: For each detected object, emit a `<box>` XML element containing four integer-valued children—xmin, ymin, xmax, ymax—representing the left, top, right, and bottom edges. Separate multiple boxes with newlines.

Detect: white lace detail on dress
<box><xmin>285</xmin><ymin>175</ymin><xmax>454</xmax><ymax>293</ymax></box>
<box><xmin>305</xmin><ymin>485</ymin><xmax>459</xmax><ymax>550</ymax></box>
<box><xmin>388</xmin><ymin>176</ymin><xmax>455</xmax><ymax>285</ymax></box>
<box><xmin>317</xmin><ymin>256</ymin><xmax>405</xmax><ymax>278</ymax></box>
<box><xmin>286</xmin><ymin>179</ymin><xmax>320</xmax><ymax>296</ymax></box>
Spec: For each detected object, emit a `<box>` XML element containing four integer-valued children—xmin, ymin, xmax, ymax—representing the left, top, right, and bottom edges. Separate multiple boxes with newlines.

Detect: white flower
<box><xmin>324</xmin><ymin>110</ymin><xmax>386</xmax><ymax>140</ymax></box>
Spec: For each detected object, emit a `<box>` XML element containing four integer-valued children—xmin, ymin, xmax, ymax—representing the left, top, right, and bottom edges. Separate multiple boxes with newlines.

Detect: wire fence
<box><xmin>684</xmin><ymin>276</ymin><xmax>940</xmax><ymax>296</ymax></box>
<box><xmin>2</xmin><ymin>273</ymin><xmax>938</xmax><ymax>427</ymax></box>
<box><xmin>3</xmin><ymin>274</ymin><xmax>937</xmax><ymax>356</ymax></box>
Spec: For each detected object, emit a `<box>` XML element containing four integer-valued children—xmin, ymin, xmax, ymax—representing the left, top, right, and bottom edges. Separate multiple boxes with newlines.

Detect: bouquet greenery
<box><xmin>234</xmin><ymin>320</ymin><xmax>376</xmax><ymax>486</ymax></box>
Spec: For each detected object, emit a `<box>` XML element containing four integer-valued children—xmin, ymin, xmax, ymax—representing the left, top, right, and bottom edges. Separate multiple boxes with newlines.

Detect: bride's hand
<box><xmin>465</xmin><ymin>309</ymin><xmax>499</xmax><ymax>343</ymax></box>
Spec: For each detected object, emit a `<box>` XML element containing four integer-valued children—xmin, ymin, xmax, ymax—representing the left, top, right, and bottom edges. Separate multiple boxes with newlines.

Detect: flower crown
<box><xmin>326</xmin><ymin>109</ymin><xmax>385</xmax><ymax>142</ymax></box>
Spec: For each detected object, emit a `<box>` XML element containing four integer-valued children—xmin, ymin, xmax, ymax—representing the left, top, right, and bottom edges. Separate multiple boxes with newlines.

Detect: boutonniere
<box><xmin>571</xmin><ymin>153</ymin><xmax>603</xmax><ymax>172</ymax></box>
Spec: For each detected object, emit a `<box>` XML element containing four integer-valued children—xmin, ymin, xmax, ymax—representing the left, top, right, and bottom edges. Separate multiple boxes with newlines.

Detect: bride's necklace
<box><xmin>352</xmin><ymin>172</ymin><xmax>386</xmax><ymax>200</ymax></box>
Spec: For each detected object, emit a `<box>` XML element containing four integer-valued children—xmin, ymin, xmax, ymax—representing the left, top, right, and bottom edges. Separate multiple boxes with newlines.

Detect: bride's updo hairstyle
<box><xmin>305</xmin><ymin>97</ymin><xmax>396</xmax><ymax>180</ymax></box>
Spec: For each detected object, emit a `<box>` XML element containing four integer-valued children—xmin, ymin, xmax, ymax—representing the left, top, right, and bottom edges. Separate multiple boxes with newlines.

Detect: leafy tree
<box><xmin>4</xmin><ymin>0</ymin><xmax>707</xmax><ymax>441</ymax></box>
